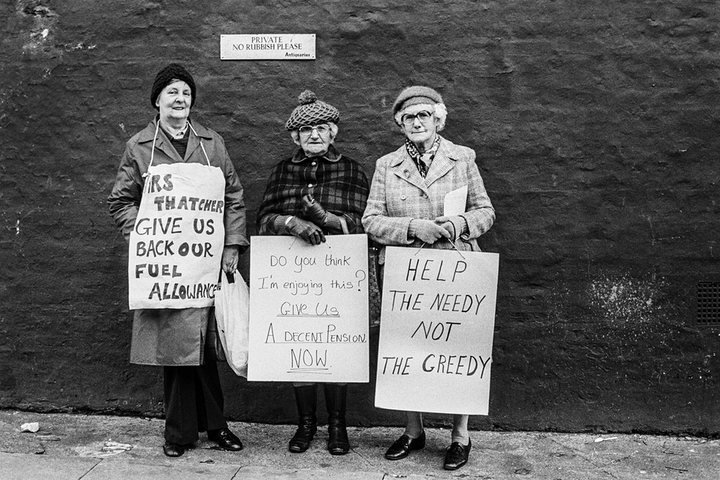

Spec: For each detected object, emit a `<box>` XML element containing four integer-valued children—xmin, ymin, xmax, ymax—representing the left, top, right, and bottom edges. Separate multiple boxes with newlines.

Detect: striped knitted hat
<box><xmin>285</xmin><ymin>90</ymin><xmax>340</xmax><ymax>131</ymax></box>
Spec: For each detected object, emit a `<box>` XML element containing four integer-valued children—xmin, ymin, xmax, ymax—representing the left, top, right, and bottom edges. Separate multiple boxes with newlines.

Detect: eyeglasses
<box><xmin>298</xmin><ymin>124</ymin><xmax>330</xmax><ymax>136</ymax></box>
<box><xmin>401</xmin><ymin>111</ymin><xmax>434</xmax><ymax>126</ymax></box>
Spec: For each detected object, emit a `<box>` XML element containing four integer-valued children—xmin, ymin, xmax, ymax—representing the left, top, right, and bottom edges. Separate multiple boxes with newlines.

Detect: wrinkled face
<box><xmin>293</xmin><ymin>123</ymin><xmax>335</xmax><ymax>157</ymax></box>
<box><xmin>400</xmin><ymin>103</ymin><xmax>439</xmax><ymax>147</ymax></box>
<box><xmin>156</xmin><ymin>80</ymin><xmax>192</xmax><ymax>124</ymax></box>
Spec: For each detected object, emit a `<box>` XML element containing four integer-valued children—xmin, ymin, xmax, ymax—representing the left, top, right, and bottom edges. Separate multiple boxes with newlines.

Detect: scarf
<box><xmin>405</xmin><ymin>135</ymin><xmax>441</xmax><ymax>178</ymax></box>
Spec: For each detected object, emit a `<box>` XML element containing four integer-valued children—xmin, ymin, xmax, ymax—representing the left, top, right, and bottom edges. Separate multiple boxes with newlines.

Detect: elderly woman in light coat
<box><xmin>362</xmin><ymin>86</ymin><xmax>495</xmax><ymax>471</ymax></box>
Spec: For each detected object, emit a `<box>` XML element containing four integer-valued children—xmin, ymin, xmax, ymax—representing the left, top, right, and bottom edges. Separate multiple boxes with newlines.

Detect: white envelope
<box><xmin>443</xmin><ymin>185</ymin><xmax>468</xmax><ymax>216</ymax></box>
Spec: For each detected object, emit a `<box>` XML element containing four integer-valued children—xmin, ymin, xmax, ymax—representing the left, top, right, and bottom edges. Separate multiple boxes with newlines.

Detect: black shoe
<box><xmin>324</xmin><ymin>384</ymin><xmax>350</xmax><ymax>455</ymax></box>
<box><xmin>384</xmin><ymin>431</ymin><xmax>426</xmax><ymax>460</ymax></box>
<box><xmin>289</xmin><ymin>419</ymin><xmax>317</xmax><ymax>453</ymax></box>
<box><xmin>163</xmin><ymin>442</ymin><xmax>186</xmax><ymax>457</ymax></box>
<box><xmin>208</xmin><ymin>428</ymin><xmax>243</xmax><ymax>451</ymax></box>
<box><xmin>444</xmin><ymin>439</ymin><xmax>471</xmax><ymax>470</ymax></box>
<box><xmin>327</xmin><ymin>420</ymin><xmax>350</xmax><ymax>455</ymax></box>
<box><xmin>289</xmin><ymin>385</ymin><xmax>318</xmax><ymax>453</ymax></box>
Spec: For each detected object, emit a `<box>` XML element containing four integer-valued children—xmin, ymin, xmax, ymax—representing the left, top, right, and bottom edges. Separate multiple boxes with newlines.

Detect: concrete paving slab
<box><xmin>0</xmin><ymin>411</ymin><xmax>718</xmax><ymax>479</ymax></box>
<box><xmin>0</xmin><ymin>452</ymin><xmax>98</xmax><ymax>480</ymax></box>
<box><xmin>235</xmin><ymin>466</ymin><xmax>386</xmax><ymax>479</ymax></box>
<box><xmin>83</xmin><ymin>458</ymin><xmax>241</xmax><ymax>480</ymax></box>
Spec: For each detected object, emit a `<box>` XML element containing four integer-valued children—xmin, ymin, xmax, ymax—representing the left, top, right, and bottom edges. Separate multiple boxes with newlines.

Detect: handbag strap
<box><xmin>338</xmin><ymin>216</ymin><xmax>349</xmax><ymax>235</ymax></box>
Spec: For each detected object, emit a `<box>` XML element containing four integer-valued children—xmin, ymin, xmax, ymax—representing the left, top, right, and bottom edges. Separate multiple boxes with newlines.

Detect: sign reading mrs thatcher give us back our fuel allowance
<box><xmin>220</xmin><ymin>34</ymin><xmax>316</xmax><ymax>60</ymax></box>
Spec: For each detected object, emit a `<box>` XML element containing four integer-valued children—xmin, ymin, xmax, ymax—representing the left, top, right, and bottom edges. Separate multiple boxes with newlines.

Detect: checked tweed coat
<box><xmin>362</xmin><ymin>136</ymin><xmax>494</xmax><ymax>261</ymax></box>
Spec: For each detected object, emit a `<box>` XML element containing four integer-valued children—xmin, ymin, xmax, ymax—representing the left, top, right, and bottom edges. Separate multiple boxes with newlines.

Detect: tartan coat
<box><xmin>362</xmin><ymin>136</ymin><xmax>494</xmax><ymax>261</ymax></box>
<box><xmin>108</xmin><ymin>118</ymin><xmax>249</xmax><ymax>366</ymax></box>
<box><xmin>256</xmin><ymin>145</ymin><xmax>369</xmax><ymax>235</ymax></box>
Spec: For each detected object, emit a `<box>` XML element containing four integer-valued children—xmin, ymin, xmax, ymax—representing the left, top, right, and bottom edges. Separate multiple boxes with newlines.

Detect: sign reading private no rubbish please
<box><xmin>220</xmin><ymin>34</ymin><xmax>316</xmax><ymax>60</ymax></box>
<box><xmin>375</xmin><ymin>247</ymin><xmax>499</xmax><ymax>415</ymax></box>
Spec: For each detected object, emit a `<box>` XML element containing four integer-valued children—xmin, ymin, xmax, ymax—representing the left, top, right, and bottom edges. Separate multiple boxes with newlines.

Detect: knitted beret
<box><xmin>392</xmin><ymin>85</ymin><xmax>444</xmax><ymax>117</ymax></box>
<box><xmin>285</xmin><ymin>90</ymin><xmax>340</xmax><ymax>131</ymax></box>
<box><xmin>150</xmin><ymin>63</ymin><xmax>196</xmax><ymax>109</ymax></box>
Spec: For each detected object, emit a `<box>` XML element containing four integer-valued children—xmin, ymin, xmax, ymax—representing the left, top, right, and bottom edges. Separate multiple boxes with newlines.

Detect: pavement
<box><xmin>0</xmin><ymin>410</ymin><xmax>718</xmax><ymax>479</ymax></box>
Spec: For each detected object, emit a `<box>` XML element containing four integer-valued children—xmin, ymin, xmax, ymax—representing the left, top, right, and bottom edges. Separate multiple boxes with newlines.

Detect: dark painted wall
<box><xmin>1</xmin><ymin>0</ymin><xmax>719</xmax><ymax>434</ymax></box>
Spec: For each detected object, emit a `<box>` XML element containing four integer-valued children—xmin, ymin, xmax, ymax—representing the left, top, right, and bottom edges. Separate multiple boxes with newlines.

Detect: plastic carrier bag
<box><xmin>215</xmin><ymin>270</ymin><xmax>249</xmax><ymax>377</ymax></box>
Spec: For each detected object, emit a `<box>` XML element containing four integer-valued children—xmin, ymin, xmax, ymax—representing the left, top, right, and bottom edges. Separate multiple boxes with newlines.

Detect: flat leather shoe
<box><xmin>163</xmin><ymin>442</ymin><xmax>185</xmax><ymax>457</ymax></box>
<box><xmin>444</xmin><ymin>439</ymin><xmax>471</xmax><ymax>470</ymax></box>
<box><xmin>384</xmin><ymin>431</ymin><xmax>426</xmax><ymax>460</ymax></box>
<box><xmin>208</xmin><ymin>428</ymin><xmax>243</xmax><ymax>451</ymax></box>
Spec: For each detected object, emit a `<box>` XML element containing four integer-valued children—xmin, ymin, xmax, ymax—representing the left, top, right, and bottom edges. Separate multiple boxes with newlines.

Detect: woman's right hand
<box><xmin>287</xmin><ymin>216</ymin><xmax>326</xmax><ymax>245</ymax></box>
<box><xmin>409</xmin><ymin>219</ymin><xmax>451</xmax><ymax>244</ymax></box>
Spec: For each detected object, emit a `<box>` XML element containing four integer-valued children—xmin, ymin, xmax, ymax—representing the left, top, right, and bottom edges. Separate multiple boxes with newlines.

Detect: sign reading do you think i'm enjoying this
<box><xmin>248</xmin><ymin>235</ymin><xmax>369</xmax><ymax>383</ymax></box>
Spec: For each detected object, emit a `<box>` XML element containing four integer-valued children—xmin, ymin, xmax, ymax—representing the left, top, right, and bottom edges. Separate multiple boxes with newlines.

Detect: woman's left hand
<box><xmin>222</xmin><ymin>245</ymin><xmax>240</xmax><ymax>273</ymax></box>
<box><xmin>435</xmin><ymin>215</ymin><xmax>467</xmax><ymax>242</ymax></box>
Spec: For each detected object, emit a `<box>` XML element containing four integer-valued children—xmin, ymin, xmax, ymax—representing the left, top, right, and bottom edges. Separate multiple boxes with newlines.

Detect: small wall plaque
<box><xmin>220</xmin><ymin>34</ymin><xmax>316</xmax><ymax>60</ymax></box>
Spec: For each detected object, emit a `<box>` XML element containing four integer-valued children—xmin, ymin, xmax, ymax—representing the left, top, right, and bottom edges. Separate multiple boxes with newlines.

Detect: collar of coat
<box><xmin>388</xmin><ymin>135</ymin><xmax>468</xmax><ymax>193</ymax></box>
<box><xmin>388</xmin><ymin>135</ymin><xmax>462</xmax><ymax>167</ymax></box>
<box><xmin>135</xmin><ymin>117</ymin><xmax>214</xmax><ymax>163</ymax></box>
<box><xmin>290</xmin><ymin>144</ymin><xmax>343</xmax><ymax>163</ymax></box>
<box><xmin>136</xmin><ymin>117</ymin><xmax>213</xmax><ymax>144</ymax></box>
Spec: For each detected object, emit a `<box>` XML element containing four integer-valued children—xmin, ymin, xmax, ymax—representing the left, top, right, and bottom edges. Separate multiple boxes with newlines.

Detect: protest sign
<box><xmin>248</xmin><ymin>234</ymin><xmax>369</xmax><ymax>383</ymax></box>
<box><xmin>375</xmin><ymin>247</ymin><xmax>499</xmax><ymax>415</ymax></box>
<box><xmin>128</xmin><ymin>163</ymin><xmax>225</xmax><ymax>309</ymax></box>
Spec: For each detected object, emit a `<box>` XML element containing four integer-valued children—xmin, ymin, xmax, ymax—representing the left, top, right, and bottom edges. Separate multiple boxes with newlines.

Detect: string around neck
<box><xmin>145</xmin><ymin>120</ymin><xmax>211</xmax><ymax>179</ymax></box>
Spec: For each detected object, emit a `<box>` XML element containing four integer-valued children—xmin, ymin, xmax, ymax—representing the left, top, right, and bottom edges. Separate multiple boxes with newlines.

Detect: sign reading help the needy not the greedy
<box><xmin>375</xmin><ymin>247</ymin><xmax>499</xmax><ymax>415</ymax></box>
<box><xmin>128</xmin><ymin>163</ymin><xmax>225</xmax><ymax>310</ymax></box>
<box><xmin>248</xmin><ymin>235</ymin><xmax>369</xmax><ymax>383</ymax></box>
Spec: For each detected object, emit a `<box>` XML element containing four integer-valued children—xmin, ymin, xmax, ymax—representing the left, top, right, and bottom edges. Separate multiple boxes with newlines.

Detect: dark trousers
<box><xmin>163</xmin><ymin>363</ymin><xmax>227</xmax><ymax>444</ymax></box>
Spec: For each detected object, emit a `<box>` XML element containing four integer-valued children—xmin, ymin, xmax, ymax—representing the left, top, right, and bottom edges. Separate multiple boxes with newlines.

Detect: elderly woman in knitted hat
<box><xmin>362</xmin><ymin>86</ymin><xmax>495</xmax><ymax>470</ymax></box>
<box><xmin>108</xmin><ymin>63</ymin><xmax>248</xmax><ymax>457</ymax></box>
<box><xmin>257</xmin><ymin>90</ymin><xmax>369</xmax><ymax>455</ymax></box>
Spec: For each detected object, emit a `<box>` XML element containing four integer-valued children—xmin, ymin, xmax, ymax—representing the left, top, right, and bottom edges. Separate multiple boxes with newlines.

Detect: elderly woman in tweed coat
<box><xmin>362</xmin><ymin>86</ymin><xmax>495</xmax><ymax>471</ymax></box>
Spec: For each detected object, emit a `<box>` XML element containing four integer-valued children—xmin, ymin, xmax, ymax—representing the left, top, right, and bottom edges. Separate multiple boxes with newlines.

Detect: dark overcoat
<box><xmin>108</xmin><ymin>118</ymin><xmax>248</xmax><ymax>365</ymax></box>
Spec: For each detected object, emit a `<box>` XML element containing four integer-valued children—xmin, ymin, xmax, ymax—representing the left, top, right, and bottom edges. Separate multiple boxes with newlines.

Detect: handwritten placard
<box><xmin>248</xmin><ymin>235</ymin><xmax>369</xmax><ymax>382</ymax></box>
<box><xmin>220</xmin><ymin>34</ymin><xmax>316</xmax><ymax>60</ymax></box>
<box><xmin>375</xmin><ymin>247</ymin><xmax>499</xmax><ymax>415</ymax></box>
<box><xmin>128</xmin><ymin>164</ymin><xmax>225</xmax><ymax>310</ymax></box>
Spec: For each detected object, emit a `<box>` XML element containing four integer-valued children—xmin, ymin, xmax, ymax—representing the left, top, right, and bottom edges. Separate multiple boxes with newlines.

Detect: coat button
<box><xmin>308</xmin><ymin>183</ymin><xmax>314</xmax><ymax>188</ymax></box>
<box><xmin>400</xmin><ymin>195</ymin><xmax>407</xmax><ymax>200</ymax></box>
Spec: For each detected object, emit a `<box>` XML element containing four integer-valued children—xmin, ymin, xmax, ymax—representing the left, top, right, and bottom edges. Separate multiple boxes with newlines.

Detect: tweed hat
<box><xmin>392</xmin><ymin>85</ymin><xmax>444</xmax><ymax>118</ymax></box>
<box><xmin>150</xmin><ymin>63</ymin><xmax>196</xmax><ymax>109</ymax></box>
<box><xmin>285</xmin><ymin>90</ymin><xmax>340</xmax><ymax>131</ymax></box>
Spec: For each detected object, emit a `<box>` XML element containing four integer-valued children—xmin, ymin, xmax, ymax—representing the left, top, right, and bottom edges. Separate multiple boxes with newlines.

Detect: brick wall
<box><xmin>1</xmin><ymin>0</ymin><xmax>718</xmax><ymax>434</ymax></box>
